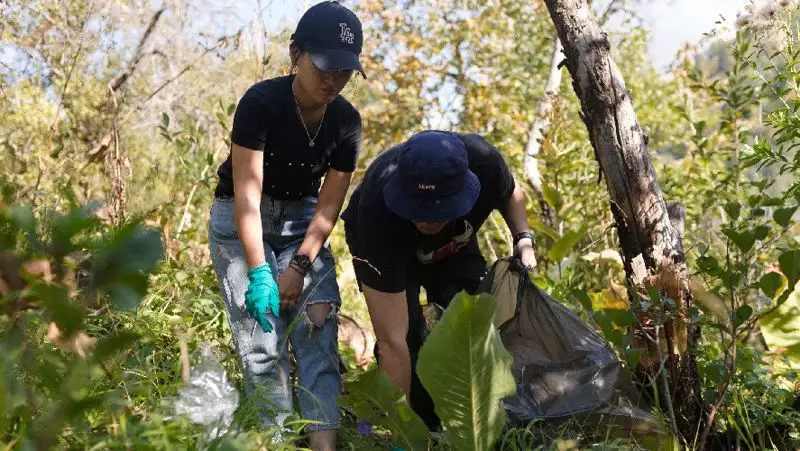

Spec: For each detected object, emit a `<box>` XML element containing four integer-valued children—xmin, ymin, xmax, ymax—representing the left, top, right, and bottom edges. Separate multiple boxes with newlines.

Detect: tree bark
<box><xmin>541</xmin><ymin>0</ymin><xmax>703</xmax><ymax>441</ymax></box>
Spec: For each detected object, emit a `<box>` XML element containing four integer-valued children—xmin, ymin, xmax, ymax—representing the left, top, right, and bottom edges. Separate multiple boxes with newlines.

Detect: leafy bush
<box><xmin>0</xmin><ymin>192</ymin><xmax>164</xmax><ymax>448</ymax></box>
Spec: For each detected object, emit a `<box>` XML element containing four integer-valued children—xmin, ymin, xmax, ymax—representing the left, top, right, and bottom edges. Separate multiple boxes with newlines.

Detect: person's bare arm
<box><xmin>297</xmin><ymin>169</ymin><xmax>353</xmax><ymax>261</ymax></box>
<box><xmin>363</xmin><ymin>284</ymin><xmax>411</xmax><ymax>399</ymax></box>
<box><xmin>500</xmin><ymin>179</ymin><xmax>537</xmax><ymax>267</ymax></box>
<box><xmin>500</xmin><ymin>180</ymin><xmax>529</xmax><ymax>236</ymax></box>
<box><xmin>279</xmin><ymin>169</ymin><xmax>352</xmax><ymax>309</ymax></box>
<box><xmin>231</xmin><ymin>143</ymin><xmax>266</xmax><ymax>269</ymax></box>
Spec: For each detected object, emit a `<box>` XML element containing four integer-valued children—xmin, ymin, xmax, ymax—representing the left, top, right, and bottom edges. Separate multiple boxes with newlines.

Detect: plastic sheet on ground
<box><xmin>172</xmin><ymin>343</ymin><xmax>240</xmax><ymax>438</ymax></box>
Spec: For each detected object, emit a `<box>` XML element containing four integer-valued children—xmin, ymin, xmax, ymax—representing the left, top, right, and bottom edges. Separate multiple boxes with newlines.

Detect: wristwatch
<box><xmin>290</xmin><ymin>253</ymin><xmax>313</xmax><ymax>276</ymax></box>
<box><xmin>513</xmin><ymin>231</ymin><xmax>534</xmax><ymax>246</ymax></box>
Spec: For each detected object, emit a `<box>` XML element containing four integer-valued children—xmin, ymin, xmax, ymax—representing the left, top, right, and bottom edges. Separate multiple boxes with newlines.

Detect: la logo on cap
<box><xmin>339</xmin><ymin>23</ymin><xmax>354</xmax><ymax>44</ymax></box>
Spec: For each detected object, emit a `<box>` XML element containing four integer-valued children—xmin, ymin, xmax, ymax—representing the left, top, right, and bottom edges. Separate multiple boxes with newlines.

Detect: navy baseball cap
<box><xmin>383</xmin><ymin>131</ymin><xmax>481</xmax><ymax>223</ymax></box>
<box><xmin>292</xmin><ymin>1</ymin><xmax>366</xmax><ymax>78</ymax></box>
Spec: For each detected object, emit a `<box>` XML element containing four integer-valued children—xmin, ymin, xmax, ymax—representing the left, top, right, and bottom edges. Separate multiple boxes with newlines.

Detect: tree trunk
<box><xmin>541</xmin><ymin>0</ymin><xmax>703</xmax><ymax>441</ymax></box>
<box><xmin>524</xmin><ymin>35</ymin><xmax>563</xmax><ymax>226</ymax></box>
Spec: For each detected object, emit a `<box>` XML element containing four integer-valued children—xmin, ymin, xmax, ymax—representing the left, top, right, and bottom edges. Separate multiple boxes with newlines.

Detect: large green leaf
<box><xmin>547</xmin><ymin>228</ymin><xmax>587</xmax><ymax>262</ymax></box>
<box><xmin>51</xmin><ymin>200</ymin><xmax>102</xmax><ymax>255</ymax></box>
<box><xmin>541</xmin><ymin>182</ymin><xmax>563</xmax><ymax>213</ymax></box>
<box><xmin>529</xmin><ymin>219</ymin><xmax>558</xmax><ymax>240</ymax></box>
<box><xmin>339</xmin><ymin>367</ymin><xmax>430</xmax><ymax>450</ymax></box>
<box><xmin>416</xmin><ymin>292</ymin><xmax>515</xmax><ymax>451</ymax></box>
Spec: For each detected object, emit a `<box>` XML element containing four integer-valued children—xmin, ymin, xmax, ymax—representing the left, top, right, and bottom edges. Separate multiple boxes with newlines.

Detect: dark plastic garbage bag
<box><xmin>477</xmin><ymin>258</ymin><xmax>666</xmax><ymax>438</ymax></box>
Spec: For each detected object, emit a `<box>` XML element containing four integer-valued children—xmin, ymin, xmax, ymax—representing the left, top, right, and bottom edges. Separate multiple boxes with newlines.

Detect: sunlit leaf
<box><xmin>541</xmin><ymin>182</ymin><xmax>563</xmax><ymax>213</ymax></box>
<box><xmin>547</xmin><ymin>228</ymin><xmax>586</xmax><ymax>262</ymax></box>
<box><xmin>591</xmin><ymin>281</ymin><xmax>629</xmax><ymax>310</ymax></box>
<box><xmin>760</xmin><ymin>284</ymin><xmax>800</xmax><ymax>370</ymax></box>
<box><xmin>759</xmin><ymin>272</ymin><xmax>788</xmax><ymax>300</ymax></box>
<box><xmin>690</xmin><ymin>278</ymin><xmax>728</xmax><ymax>323</ymax></box>
<box><xmin>529</xmin><ymin>219</ymin><xmax>558</xmax><ymax>240</ymax></box>
<box><xmin>581</xmin><ymin>249</ymin><xmax>623</xmax><ymax>268</ymax></box>
<box><xmin>779</xmin><ymin>250</ymin><xmax>800</xmax><ymax>287</ymax></box>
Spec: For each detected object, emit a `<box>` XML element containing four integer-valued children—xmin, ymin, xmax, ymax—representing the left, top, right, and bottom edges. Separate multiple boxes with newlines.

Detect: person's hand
<box><xmin>278</xmin><ymin>264</ymin><xmax>305</xmax><ymax>310</ymax></box>
<box><xmin>245</xmin><ymin>263</ymin><xmax>280</xmax><ymax>333</ymax></box>
<box><xmin>514</xmin><ymin>238</ymin><xmax>537</xmax><ymax>270</ymax></box>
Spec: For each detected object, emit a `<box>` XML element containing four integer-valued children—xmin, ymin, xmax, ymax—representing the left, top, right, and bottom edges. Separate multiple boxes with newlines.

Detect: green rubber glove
<box><xmin>244</xmin><ymin>263</ymin><xmax>280</xmax><ymax>333</ymax></box>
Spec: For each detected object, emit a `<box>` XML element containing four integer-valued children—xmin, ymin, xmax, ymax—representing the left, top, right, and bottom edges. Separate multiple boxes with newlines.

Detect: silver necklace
<box><xmin>292</xmin><ymin>91</ymin><xmax>326</xmax><ymax>148</ymax></box>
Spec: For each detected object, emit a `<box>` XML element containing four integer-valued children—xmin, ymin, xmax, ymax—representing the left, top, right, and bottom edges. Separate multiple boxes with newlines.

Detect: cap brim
<box><xmin>383</xmin><ymin>171</ymin><xmax>481</xmax><ymax>223</ymax></box>
<box><xmin>307</xmin><ymin>46</ymin><xmax>367</xmax><ymax>79</ymax></box>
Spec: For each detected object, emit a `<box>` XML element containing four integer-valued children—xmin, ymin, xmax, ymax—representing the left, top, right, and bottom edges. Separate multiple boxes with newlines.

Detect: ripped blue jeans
<box><xmin>208</xmin><ymin>194</ymin><xmax>342</xmax><ymax>432</ymax></box>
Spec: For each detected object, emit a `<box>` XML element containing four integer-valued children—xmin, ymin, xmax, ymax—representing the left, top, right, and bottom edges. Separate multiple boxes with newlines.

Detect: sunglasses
<box><xmin>309</xmin><ymin>59</ymin><xmax>354</xmax><ymax>82</ymax></box>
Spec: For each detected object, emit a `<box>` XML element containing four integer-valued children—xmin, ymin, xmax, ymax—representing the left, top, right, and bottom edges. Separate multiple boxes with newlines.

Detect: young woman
<box><xmin>207</xmin><ymin>2</ymin><xmax>365</xmax><ymax>449</ymax></box>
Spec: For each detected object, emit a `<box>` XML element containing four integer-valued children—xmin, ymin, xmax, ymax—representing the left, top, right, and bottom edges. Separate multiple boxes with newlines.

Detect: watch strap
<box><xmin>290</xmin><ymin>254</ymin><xmax>313</xmax><ymax>275</ymax></box>
<box><xmin>513</xmin><ymin>231</ymin><xmax>534</xmax><ymax>246</ymax></box>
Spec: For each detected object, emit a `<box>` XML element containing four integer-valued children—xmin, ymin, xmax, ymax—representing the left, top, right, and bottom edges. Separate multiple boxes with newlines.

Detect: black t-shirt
<box><xmin>214</xmin><ymin>74</ymin><xmax>362</xmax><ymax>199</ymax></box>
<box><xmin>341</xmin><ymin>133</ymin><xmax>516</xmax><ymax>293</ymax></box>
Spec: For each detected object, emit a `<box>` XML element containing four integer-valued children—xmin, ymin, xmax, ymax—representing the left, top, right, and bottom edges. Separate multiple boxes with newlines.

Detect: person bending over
<box><xmin>341</xmin><ymin>130</ymin><xmax>537</xmax><ymax>429</ymax></box>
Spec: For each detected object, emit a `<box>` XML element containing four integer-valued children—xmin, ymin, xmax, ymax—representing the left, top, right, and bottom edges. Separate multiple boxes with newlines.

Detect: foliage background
<box><xmin>1</xmin><ymin>0</ymin><xmax>798</xmax><ymax>449</ymax></box>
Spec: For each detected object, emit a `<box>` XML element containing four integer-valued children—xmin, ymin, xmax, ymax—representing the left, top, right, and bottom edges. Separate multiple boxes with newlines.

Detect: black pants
<box><xmin>373</xmin><ymin>242</ymin><xmax>488</xmax><ymax>430</ymax></box>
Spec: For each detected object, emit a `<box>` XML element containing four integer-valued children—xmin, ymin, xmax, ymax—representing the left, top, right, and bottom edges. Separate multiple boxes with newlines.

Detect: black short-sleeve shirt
<box><xmin>214</xmin><ymin>74</ymin><xmax>362</xmax><ymax>199</ymax></box>
<box><xmin>341</xmin><ymin>132</ymin><xmax>516</xmax><ymax>293</ymax></box>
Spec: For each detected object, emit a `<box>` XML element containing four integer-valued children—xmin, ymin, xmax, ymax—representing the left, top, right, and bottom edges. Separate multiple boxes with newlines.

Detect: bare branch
<box><xmin>578</xmin><ymin>222</ymin><xmax>616</xmax><ymax>253</ymax></box>
<box><xmin>110</xmin><ymin>7</ymin><xmax>166</xmax><ymax>92</ymax></box>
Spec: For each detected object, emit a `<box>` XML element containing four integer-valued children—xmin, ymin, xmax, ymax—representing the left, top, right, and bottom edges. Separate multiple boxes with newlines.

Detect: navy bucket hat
<box><xmin>292</xmin><ymin>1</ymin><xmax>367</xmax><ymax>78</ymax></box>
<box><xmin>383</xmin><ymin>131</ymin><xmax>481</xmax><ymax>223</ymax></box>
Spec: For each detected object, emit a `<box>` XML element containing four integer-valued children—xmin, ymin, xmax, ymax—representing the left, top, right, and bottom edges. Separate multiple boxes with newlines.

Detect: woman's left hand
<box><xmin>278</xmin><ymin>266</ymin><xmax>305</xmax><ymax>310</ymax></box>
<box><xmin>515</xmin><ymin>238</ymin><xmax>537</xmax><ymax>270</ymax></box>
